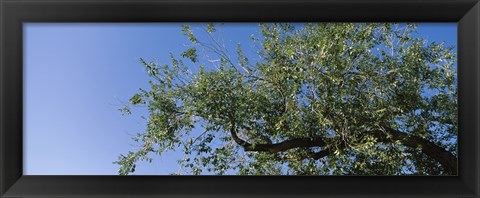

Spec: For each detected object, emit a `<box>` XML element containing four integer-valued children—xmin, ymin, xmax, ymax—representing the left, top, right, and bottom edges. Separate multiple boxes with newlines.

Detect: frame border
<box><xmin>1</xmin><ymin>0</ymin><xmax>479</xmax><ymax>197</ymax></box>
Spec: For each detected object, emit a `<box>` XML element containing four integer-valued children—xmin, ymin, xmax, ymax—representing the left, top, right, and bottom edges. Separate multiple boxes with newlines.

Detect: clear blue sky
<box><xmin>23</xmin><ymin>23</ymin><xmax>457</xmax><ymax>175</ymax></box>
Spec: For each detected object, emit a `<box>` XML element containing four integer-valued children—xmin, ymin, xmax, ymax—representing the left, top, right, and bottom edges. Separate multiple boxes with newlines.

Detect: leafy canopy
<box><xmin>115</xmin><ymin>23</ymin><xmax>457</xmax><ymax>175</ymax></box>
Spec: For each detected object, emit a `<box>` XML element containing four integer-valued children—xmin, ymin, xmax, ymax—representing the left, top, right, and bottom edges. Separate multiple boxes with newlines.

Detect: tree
<box><xmin>114</xmin><ymin>23</ymin><xmax>457</xmax><ymax>175</ymax></box>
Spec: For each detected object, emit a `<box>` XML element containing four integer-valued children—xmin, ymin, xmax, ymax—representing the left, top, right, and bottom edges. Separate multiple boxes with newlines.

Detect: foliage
<box><xmin>114</xmin><ymin>23</ymin><xmax>457</xmax><ymax>175</ymax></box>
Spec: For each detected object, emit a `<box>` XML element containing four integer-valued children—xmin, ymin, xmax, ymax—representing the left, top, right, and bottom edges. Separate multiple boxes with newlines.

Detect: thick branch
<box><xmin>309</xmin><ymin>127</ymin><xmax>457</xmax><ymax>174</ymax></box>
<box><xmin>373</xmin><ymin>127</ymin><xmax>457</xmax><ymax>175</ymax></box>
<box><xmin>229</xmin><ymin>125</ymin><xmax>326</xmax><ymax>153</ymax></box>
<box><xmin>229</xmin><ymin>121</ymin><xmax>457</xmax><ymax>174</ymax></box>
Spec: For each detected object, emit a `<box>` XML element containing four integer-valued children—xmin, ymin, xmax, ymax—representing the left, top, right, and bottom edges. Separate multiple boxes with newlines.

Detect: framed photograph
<box><xmin>1</xmin><ymin>0</ymin><xmax>479</xmax><ymax>197</ymax></box>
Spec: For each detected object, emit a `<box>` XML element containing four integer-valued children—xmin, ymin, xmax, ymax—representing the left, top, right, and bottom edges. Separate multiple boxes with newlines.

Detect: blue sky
<box><xmin>23</xmin><ymin>23</ymin><xmax>457</xmax><ymax>175</ymax></box>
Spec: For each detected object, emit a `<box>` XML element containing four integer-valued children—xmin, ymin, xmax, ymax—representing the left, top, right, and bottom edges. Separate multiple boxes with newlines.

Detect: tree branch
<box><xmin>229</xmin><ymin>124</ymin><xmax>327</xmax><ymax>153</ymax></box>
<box><xmin>310</xmin><ymin>127</ymin><xmax>457</xmax><ymax>174</ymax></box>
<box><xmin>372</xmin><ymin>127</ymin><xmax>457</xmax><ymax>175</ymax></box>
<box><xmin>228</xmin><ymin>120</ymin><xmax>457</xmax><ymax>174</ymax></box>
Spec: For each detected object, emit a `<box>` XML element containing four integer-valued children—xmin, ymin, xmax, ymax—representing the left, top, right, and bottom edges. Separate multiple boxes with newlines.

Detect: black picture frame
<box><xmin>1</xmin><ymin>0</ymin><xmax>479</xmax><ymax>197</ymax></box>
